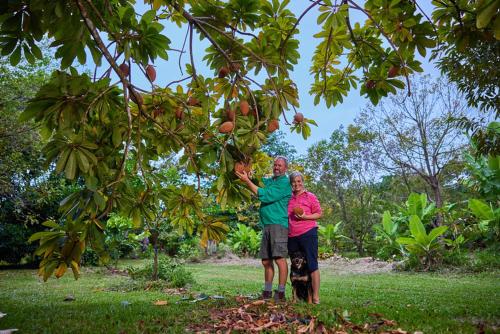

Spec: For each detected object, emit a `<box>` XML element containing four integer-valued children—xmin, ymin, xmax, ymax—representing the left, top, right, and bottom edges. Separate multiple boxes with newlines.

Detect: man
<box><xmin>235</xmin><ymin>156</ymin><xmax>291</xmax><ymax>302</ymax></box>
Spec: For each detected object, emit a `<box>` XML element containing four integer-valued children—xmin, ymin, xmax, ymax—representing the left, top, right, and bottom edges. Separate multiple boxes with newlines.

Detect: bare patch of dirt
<box><xmin>200</xmin><ymin>253</ymin><xmax>397</xmax><ymax>275</ymax></box>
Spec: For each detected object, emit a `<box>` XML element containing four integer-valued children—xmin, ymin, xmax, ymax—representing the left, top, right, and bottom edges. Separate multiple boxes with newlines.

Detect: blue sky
<box><xmin>102</xmin><ymin>2</ymin><xmax>440</xmax><ymax>155</ymax></box>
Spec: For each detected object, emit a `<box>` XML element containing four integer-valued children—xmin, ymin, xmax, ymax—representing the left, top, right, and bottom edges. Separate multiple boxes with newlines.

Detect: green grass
<box><xmin>0</xmin><ymin>261</ymin><xmax>499</xmax><ymax>333</ymax></box>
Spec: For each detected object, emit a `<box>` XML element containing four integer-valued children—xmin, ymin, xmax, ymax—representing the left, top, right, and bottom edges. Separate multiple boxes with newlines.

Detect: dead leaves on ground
<box><xmin>189</xmin><ymin>297</ymin><xmax>418</xmax><ymax>333</ymax></box>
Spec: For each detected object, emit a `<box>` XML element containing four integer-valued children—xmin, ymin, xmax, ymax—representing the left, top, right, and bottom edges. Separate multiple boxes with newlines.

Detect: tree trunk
<box><xmin>151</xmin><ymin>230</ymin><xmax>159</xmax><ymax>281</ymax></box>
<box><xmin>430</xmin><ymin>176</ymin><xmax>443</xmax><ymax>226</ymax></box>
<box><xmin>152</xmin><ymin>242</ymin><xmax>159</xmax><ymax>281</ymax></box>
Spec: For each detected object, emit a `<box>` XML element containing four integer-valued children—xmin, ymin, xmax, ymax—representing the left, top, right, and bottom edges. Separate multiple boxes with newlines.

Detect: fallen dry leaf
<box><xmin>154</xmin><ymin>300</ymin><xmax>168</xmax><ymax>306</ymax></box>
<box><xmin>189</xmin><ymin>296</ymin><xmax>414</xmax><ymax>334</ymax></box>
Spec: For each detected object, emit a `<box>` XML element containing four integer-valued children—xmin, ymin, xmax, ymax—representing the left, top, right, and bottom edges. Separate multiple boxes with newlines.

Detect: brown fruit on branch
<box><xmin>388</xmin><ymin>66</ymin><xmax>400</xmax><ymax>78</ymax></box>
<box><xmin>119</xmin><ymin>63</ymin><xmax>129</xmax><ymax>76</ymax></box>
<box><xmin>218</xmin><ymin>66</ymin><xmax>230</xmax><ymax>78</ymax></box>
<box><xmin>146</xmin><ymin>65</ymin><xmax>156</xmax><ymax>82</ymax></box>
<box><xmin>152</xmin><ymin>107</ymin><xmax>164</xmax><ymax>118</ymax></box>
<box><xmin>234</xmin><ymin>162</ymin><xmax>245</xmax><ymax>174</ymax></box>
<box><xmin>175</xmin><ymin>106</ymin><xmax>184</xmax><ymax>120</ymax></box>
<box><xmin>293</xmin><ymin>207</ymin><xmax>304</xmax><ymax>216</ymax></box>
<box><xmin>267</xmin><ymin>119</ymin><xmax>279</xmax><ymax>133</ymax></box>
<box><xmin>219</xmin><ymin>121</ymin><xmax>234</xmax><ymax>134</ymax></box>
<box><xmin>226</xmin><ymin>109</ymin><xmax>236</xmax><ymax>121</ymax></box>
<box><xmin>366</xmin><ymin>80</ymin><xmax>376</xmax><ymax>90</ymax></box>
<box><xmin>244</xmin><ymin>162</ymin><xmax>252</xmax><ymax>173</ymax></box>
<box><xmin>187</xmin><ymin>96</ymin><xmax>200</xmax><ymax>106</ymax></box>
<box><xmin>293</xmin><ymin>112</ymin><xmax>304</xmax><ymax>124</ymax></box>
<box><xmin>234</xmin><ymin>161</ymin><xmax>252</xmax><ymax>174</ymax></box>
<box><xmin>202</xmin><ymin>131</ymin><xmax>213</xmax><ymax>141</ymax></box>
<box><xmin>230</xmin><ymin>62</ymin><xmax>241</xmax><ymax>72</ymax></box>
<box><xmin>240</xmin><ymin>100</ymin><xmax>249</xmax><ymax>116</ymax></box>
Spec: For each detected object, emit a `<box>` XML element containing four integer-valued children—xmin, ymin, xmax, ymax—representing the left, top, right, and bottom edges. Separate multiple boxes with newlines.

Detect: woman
<box><xmin>288</xmin><ymin>171</ymin><xmax>322</xmax><ymax>304</ymax></box>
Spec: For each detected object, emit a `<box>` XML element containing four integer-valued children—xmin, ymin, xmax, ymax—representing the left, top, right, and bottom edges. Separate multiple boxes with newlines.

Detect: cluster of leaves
<box><xmin>431</xmin><ymin>0</ymin><xmax>500</xmax><ymax>113</ymax></box>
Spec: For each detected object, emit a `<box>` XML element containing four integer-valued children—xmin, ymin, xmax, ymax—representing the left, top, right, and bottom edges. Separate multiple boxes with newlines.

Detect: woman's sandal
<box><xmin>313</xmin><ymin>299</ymin><xmax>320</xmax><ymax>305</ymax></box>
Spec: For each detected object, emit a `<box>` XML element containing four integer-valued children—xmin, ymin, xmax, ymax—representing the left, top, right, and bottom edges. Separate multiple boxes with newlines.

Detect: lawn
<box><xmin>0</xmin><ymin>260</ymin><xmax>499</xmax><ymax>333</ymax></box>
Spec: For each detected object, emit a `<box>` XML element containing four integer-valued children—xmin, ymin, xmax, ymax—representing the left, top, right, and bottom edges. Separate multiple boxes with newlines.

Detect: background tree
<box><xmin>304</xmin><ymin>126</ymin><xmax>380</xmax><ymax>255</ymax></box>
<box><xmin>357</xmin><ymin>75</ymin><xmax>468</xmax><ymax>225</ymax></box>
<box><xmin>0</xmin><ymin>53</ymin><xmax>75</xmax><ymax>264</ymax></box>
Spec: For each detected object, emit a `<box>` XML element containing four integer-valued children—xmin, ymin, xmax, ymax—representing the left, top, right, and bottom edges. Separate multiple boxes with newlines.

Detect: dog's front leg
<box><xmin>307</xmin><ymin>291</ymin><xmax>313</xmax><ymax>304</ymax></box>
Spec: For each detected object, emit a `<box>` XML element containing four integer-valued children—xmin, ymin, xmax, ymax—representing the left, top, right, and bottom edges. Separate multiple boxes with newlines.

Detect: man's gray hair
<box><xmin>289</xmin><ymin>171</ymin><xmax>304</xmax><ymax>183</ymax></box>
<box><xmin>274</xmin><ymin>155</ymin><xmax>288</xmax><ymax>168</ymax></box>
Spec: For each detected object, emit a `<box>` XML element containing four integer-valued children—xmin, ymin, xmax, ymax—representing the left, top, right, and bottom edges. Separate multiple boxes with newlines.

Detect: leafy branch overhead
<box><xmin>1</xmin><ymin>0</ymin><xmax>498</xmax><ymax>280</ymax></box>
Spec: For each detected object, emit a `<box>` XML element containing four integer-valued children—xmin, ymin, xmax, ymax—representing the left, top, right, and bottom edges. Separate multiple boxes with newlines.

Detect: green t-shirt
<box><xmin>257</xmin><ymin>175</ymin><xmax>292</xmax><ymax>228</ymax></box>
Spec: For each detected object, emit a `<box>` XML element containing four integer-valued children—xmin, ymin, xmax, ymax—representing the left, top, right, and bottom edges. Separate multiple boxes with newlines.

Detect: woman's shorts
<box><xmin>288</xmin><ymin>227</ymin><xmax>318</xmax><ymax>272</ymax></box>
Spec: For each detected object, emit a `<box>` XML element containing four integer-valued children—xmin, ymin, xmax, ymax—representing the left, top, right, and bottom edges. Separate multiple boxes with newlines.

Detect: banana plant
<box><xmin>373</xmin><ymin>211</ymin><xmax>405</xmax><ymax>259</ymax></box>
<box><xmin>318</xmin><ymin>222</ymin><xmax>350</xmax><ymax>253</ymax></box>
<box><xmin>402</xmin><ymin>193</ymin><xmax>436</xmax><ymax>224</ymax></box>
<box><xmin>396</xmin><ymin>215</ymin><xmax>448</xmax><ymax>270</ymax></box>
<box><xmin>468</xmin><ymin>198</ymin><xmax>500</xmax><ymax>243</ymax></box>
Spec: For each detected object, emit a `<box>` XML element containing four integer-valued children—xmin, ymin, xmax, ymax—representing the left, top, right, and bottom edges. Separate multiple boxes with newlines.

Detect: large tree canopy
<box><xmin>0</xmin><ymin>0</ymin><xmax>498</xmax><ymax>280</ymax></box>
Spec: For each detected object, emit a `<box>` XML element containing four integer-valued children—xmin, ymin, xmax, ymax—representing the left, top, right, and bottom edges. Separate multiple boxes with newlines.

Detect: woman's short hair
<box><xmin>289</xmin><ymin>171</ymin><xmax>304</xmax><ymax>183</ymax></box>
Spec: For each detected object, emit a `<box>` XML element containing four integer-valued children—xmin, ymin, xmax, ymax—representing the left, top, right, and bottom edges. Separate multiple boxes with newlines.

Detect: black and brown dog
<box><xmin>289</xmin><ymin>251</ymin><xmax>313</xmax><ymax>303</ymax></box>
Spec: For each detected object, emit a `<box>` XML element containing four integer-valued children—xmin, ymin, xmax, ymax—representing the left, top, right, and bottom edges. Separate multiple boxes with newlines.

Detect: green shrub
<box><xmin>318</xmin><ymin>222</ymin><xmax>349</xmax><ymax>253</ymax></box>
<box><xmin>81</xmin><ymin>248</ymin><xmax>99</xmax><ymax>266</ymax></box>
<box><xmin>467</xmin><ymin>248</ymin><xmax>500</xmax><ymax>272</ymax></box>
<box><xmin>227</xmin><ymin>223</ymin><xmax>261</xmax><ymax>257</ymax></box>
<box><xmin>177</xmin><ymin>237</ymin><xmax>203</xmax><ymax>261</ymax></box>
<box><xmin>127</xmin><ymin>256</ymin><xmax>194</xmax><ymax>288</ymax></box>
<box><xmin>0</xmin><ymin>222</ymin><xmax>38</xmax><ymax>264</ymax></box>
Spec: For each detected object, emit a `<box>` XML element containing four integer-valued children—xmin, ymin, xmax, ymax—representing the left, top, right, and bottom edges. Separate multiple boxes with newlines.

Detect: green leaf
<box><xmin>476</xmin><ymin>0</ymin><xmax>500</xmax><ymax>29</ymax></box>
<box><xmin>93</xmin><ymin>192</ymin><xmax>106</xmax><ymax>211</ymax></box>
<box><xmin>409</xmin><ymin>215</ymin><xmax>427</xmax><ymax>243</ymax></box>
<box><xmin>396</xmin><ymin>237</ymin><xmax>417</xmax><ymax>245</ymax></box>
<box><xmin>382</xmin><ymin>211</ymin><xmax>393</xmax><ymax>234</ymax></box>
<box><xmin>428</xmin><ymin>226</ymin><xmax>448</xmax><ymax>243</ymax></box>
<box><xmin>9</xmin><ymin>45</ymin><xmax>22</xmax><ymax>66</ymax></box>
<box><xmin>64</xmin><ymin>151</ymin><xmax>77</xmax><ymax>179</ymax></box>
<box><xmin>76</xmin><ymin>149</ymin><xmax>90</xmax><ymax>173</ymax></box>
<box><xmin>469</xmin><ymin>199</ymin><xmax>494</xmax><ymax>220</ymax></box>
<box><xmin>55</xmin><ymin>148</ymin><xmax>72</xmax><ymax>174</ymax></box>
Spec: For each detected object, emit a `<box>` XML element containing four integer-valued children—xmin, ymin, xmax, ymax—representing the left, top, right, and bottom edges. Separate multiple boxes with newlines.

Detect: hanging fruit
<box><xmin>219</xmin><ymin>121</ymin><xmax>234</xmax><ymax>134</ymax></box>
<box><xmin>240</xmin><ymin>100</ymin><xmax>249</xmax><ymax>116</ymax></box>
<box><xmin>146</xmin><ymin>65</ymin><xmax>156</xmax><ymax>82</ymax></box>
<box><xmin>267</xmin><ymin>119</ymin><xmax>279</xmax><ymax>133</ymax></box>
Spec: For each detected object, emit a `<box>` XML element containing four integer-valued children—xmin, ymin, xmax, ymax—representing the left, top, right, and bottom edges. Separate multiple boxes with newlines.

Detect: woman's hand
<box><xmin>295</xmin><ymin>213</ymin><xmax>307</xmax><ymax>220</ymax></box>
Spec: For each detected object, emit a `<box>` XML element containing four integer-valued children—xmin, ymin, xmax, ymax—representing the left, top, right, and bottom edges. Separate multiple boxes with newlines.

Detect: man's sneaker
<box><xmin>261</xmin><ymin>290</ymin><xmax>272</xmax><ymax>300</ymax></box>
<box><xmin>273</xmin><ymin>290</ymin><xmax>286</xmax><ymax>303</ymax></box>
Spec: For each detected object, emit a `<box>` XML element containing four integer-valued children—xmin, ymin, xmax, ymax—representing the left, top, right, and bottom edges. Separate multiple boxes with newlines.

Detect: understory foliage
<box><xmin>227</xmin><ymin>223</ymin><xmax>261</xmax><ymax>257</ymax></box>
<box><xmin>127</xmin><ymin>255</ymin><xmax>194</xmax><ymax>288</ymax></box>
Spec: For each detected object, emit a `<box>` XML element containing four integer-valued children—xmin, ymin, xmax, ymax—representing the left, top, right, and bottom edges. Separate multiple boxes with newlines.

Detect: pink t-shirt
<box><xmin>288</xmin><ymin>191</ymin><xmax>322</xmax><ymax>237</ymax></box>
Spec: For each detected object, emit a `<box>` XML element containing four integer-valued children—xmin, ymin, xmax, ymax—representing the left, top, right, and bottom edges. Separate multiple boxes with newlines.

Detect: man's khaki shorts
<box><xmin>259</xmin><ymin>224</ymin><xmax>288</xmax><ymax>259</ymax></box>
